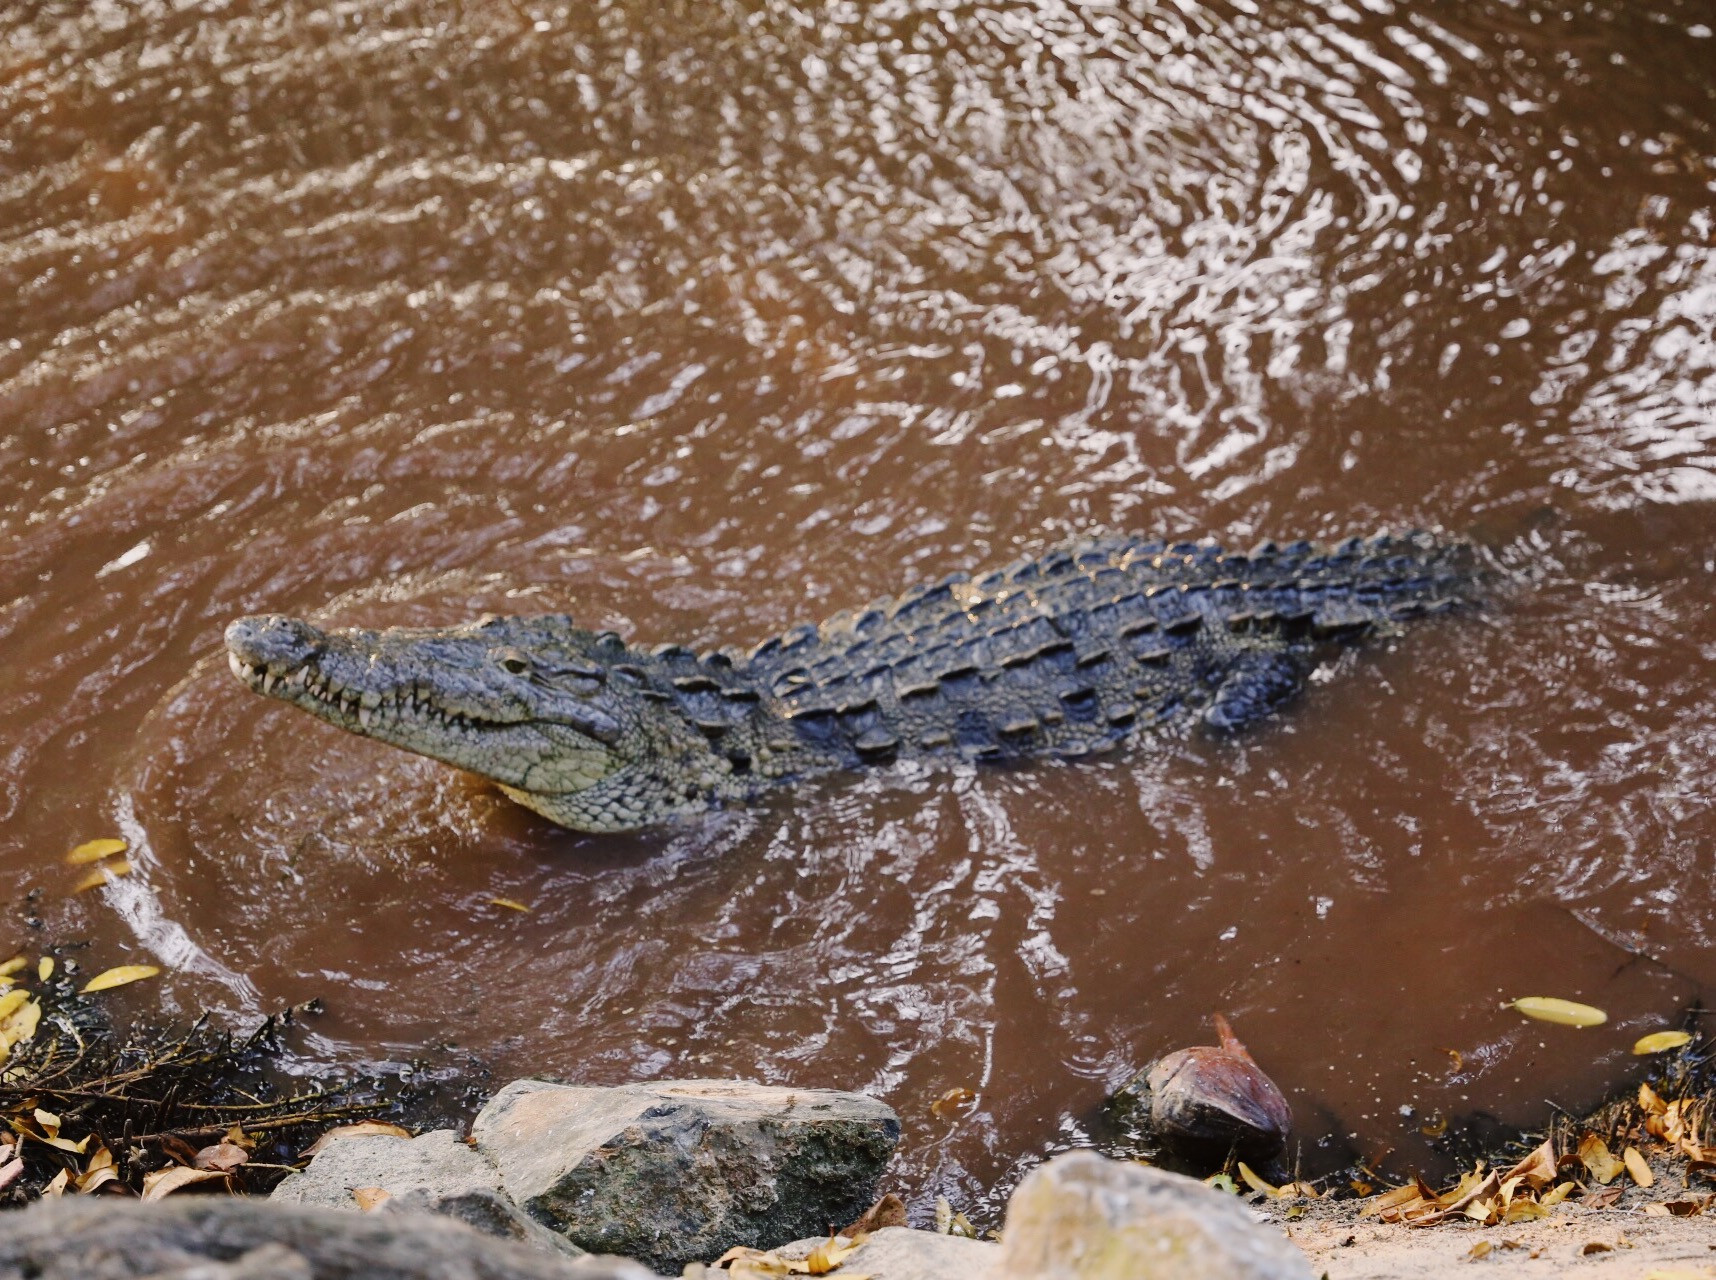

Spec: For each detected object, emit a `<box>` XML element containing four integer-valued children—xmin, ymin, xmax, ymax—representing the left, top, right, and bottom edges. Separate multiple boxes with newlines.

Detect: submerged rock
<box><xmin>1109</xmin><ymin>1014</ymin><xmax>1291</xmax><ymax>1160</ymax></box>
<box><xmin>0</xmin><ymin>1198</ymin><xmax>652</xmax><ymax>1280</ymax></box>
<box><xmin>473</xmin><ymin>1078</ymin><xmax>900</xmax><ymax>1274</ymax></box>
<box><xmin>997</xmin><ymin>1151</ymin><xmax>1312</xmax><ymax>1280</ymax></box>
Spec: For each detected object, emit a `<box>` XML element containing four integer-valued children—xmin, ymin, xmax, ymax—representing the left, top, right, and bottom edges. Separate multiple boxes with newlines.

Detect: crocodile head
<box><xmin>223</xmin><ymin>614</ymin><xmax>745</xmax><ymax>832</ymax></box>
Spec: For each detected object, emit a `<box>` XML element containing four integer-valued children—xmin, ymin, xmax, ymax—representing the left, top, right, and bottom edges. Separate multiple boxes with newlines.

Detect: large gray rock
<box><xmin>473</xmin><ymin>1078</ymin><xmax>901</xmax><ymax>1274</ymax></box>
<box><xmin>998</xmin><ymin>1152</ymin><xmax>1312</xmax><ymax>1280</ymax></box>
<box><xmin>271</xmin><ymin>1129</ymin><xmax>583</xmax><ymax>1259</ymax></box>
<box><xmin>0</xmin><ymin>1199</ymin><xmax>654</xmax><ymax>1280</ymax></box>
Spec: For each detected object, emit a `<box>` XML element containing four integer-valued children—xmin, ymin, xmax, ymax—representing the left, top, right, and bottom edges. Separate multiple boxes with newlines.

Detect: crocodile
<box><xmin>224</xmin><ymin>531</ymin><xmax>1473</xmax><ymax>832</ymax></box>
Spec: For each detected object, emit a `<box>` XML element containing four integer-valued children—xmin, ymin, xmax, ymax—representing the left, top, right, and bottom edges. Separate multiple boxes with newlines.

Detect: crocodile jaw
<box><xmin>223</xmin><ymin>616</ymin><xmax>618</xmax><ymax>800</ymax></box>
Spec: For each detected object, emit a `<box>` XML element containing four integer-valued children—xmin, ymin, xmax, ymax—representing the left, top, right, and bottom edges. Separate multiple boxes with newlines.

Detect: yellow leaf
<box><xmin>0</xmin><ymin>998</ymin><xmax>41</xmax><ymax>1050</ymax></box>
<box><xmin>1501</xmin><ymin>1137</ymin><xmax>1558</xmax><ymax>1190</ymax></box>
<box><xmin>1237</xmin><ymin>1161</ymin><xmax>1278</xmax><ymax>1197</ymax></box>
<box><xmin>1640</xmin><ymin>1082</ymin><xmax>1669</xmax><ymax>1114</ymax></box>
<box><xmin>1541</xmin><ymin>1181</ymin><xmax>1576</xmax><ymax>1206</ymax></box>
<box><xmin>36</xmin><ymin>957</ymin><xmax>52</xmax><ymax>982</ymax></box>
<box><xmin>66</xmin><ymin>838</ymin><xmax>127</xmax><ymax>865</ymax></box>
<box><xmin>803</xmin><ymin>1236</ymin><xmax>863</xmax><ymax>1274</ymax></box>
<box><xmin>1468</xmin><ymin>1241</ymin><xmax>1492</xmax><ymax>1260</ymax></box>
<box><xmin>1503</xmin><ymin>1199</ymin><xmax>1549</xmax><ymax>1224</ymax></box>
<box><xmin>1634</xmin><ymin>1031</ymin><xmax>1693</xmax><ymax>1056</ymax></box>
<box><xmin>43</xmin><ymin>1168</ymin><xmax>68</xmax><ymax>1198</ymax></box>
<box><xmin>1579</xmin><ymin>1135</ymin><xmax>1626</xmax><ymax>1185</ymax></box>
<box><xmin>489</xmin><ymin>898</ymin><xmax>531</xmax><ymax>912</ymax></box>
<box><xmin>76</xmin><ymin>1164</ymin><xmax>119</xmax><ymax>1194</ymax></box>
<box><xmin>302</xmin><ymin>1120</ymin><xmax>412</xmax><ymax>1157</ymax></box>
<box><xmin>142</xmin><ymin>1165</ymin><xmax>227</xmax><ymax>1200</ymax></box>
<box><xmin>72</xmin><ymin>860</ymin><xmax>132</xmax><ymax>892</ymax></box>
<box><xmin>0</xmin><ymin>991</ymin><xmax>28</xmax><ymax>1023</ymax></box>
<box><xmin>1624</xmin><ymin>1146</ymin><xmax>1655</xmax><ymax>1188</ymax></box>
<box><xmin>0</xmin><ymin>958</ymin><xmax>26</xmax><ymax>978</ymax></box>
<box><xmin>81</xmin><ymin>965</ymin><xmax>161</xmax><ymax>993</ymax></box>
<box><xmin>1511</xmin><ymin>997</ymin><xmax>1607</xmax><ymax>1027</ymax></box>
<box><xmin>930</xmin><ymin>1086</ymin><xmax>976</xmax><ymax>1118</ymax></box>
<box><xmin>32</xmin><ymin>1108</ymin><xmax>60</xmax><ymax>1137</ymax></box>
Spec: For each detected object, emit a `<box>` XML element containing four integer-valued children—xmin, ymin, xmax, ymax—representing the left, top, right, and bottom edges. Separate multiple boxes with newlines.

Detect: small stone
<box><xmin>1109</xmin><ymin>1014</ymin><xmax>1290</xmax><ymax>1160</ymax></box>
<box><xmin>997</xmin><ymin>1151</ymin><xmax>1313</xmax><ymax>1280</ymax></box>
<box><xmin>473</xmin><ymin>1078</ymin><xmax>900</xmax><ymax>1274</ymax></box>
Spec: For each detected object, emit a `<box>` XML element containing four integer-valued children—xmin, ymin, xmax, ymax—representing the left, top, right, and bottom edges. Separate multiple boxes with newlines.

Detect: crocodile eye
<box><xmin>495</xmin><ymin>649</ymin><xmax>531</xmax><ymax>676</ymax></box>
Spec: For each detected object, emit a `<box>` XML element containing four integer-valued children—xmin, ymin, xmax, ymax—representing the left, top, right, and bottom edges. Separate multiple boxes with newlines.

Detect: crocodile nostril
<box><xmin>224</xmin><ymin>614</ymin><xmax>326</xmax><ymax>669</ymax></box>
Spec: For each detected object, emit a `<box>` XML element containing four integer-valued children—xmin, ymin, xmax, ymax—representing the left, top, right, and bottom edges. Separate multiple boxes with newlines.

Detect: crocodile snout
<box><xmin>225</xmin><ymin>614</ymin><xmax>325</xmax><ymax>671</ymax></box>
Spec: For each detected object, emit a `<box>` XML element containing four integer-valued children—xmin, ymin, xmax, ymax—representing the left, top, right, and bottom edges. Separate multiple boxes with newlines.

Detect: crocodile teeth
<box><xmin>228</xmin><ymin>653</ymin><xmax>245</xmax><ymax>680</ymax></box>
<box><xmin>358</xmin><ymin>707</ymin><xmax>373</xmax><ymax>729</ymax></box>
<box><xmin>262</xmin><ymin>671</ymin><xmax>278</xmax><ymax>695</ymax></box>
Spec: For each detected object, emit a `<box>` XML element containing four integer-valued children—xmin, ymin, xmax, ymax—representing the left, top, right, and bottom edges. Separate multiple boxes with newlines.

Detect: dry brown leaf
<box><xmin>1581</xmin><ymin>1242</ymin><xmax>1613</xmax><ymax>1256</ymax></box>
<box><xmin>76</xmin><ymin>1165</ymin><xmax>121</xmax><ymax>1194</ymax></box>
<box><xmin>1501</xmin><ymin>1137</ymin><xmax>1558</xmax><ymax>1191</ymax></box>
<box><xmin>66</xmin><ymin>838</ymin><xmax>127</xmax><ymax>865</ymax></box>
<box><xmin>353</xmin><ymin>1186</ymin><xmax>393</xmax><ymax>1211</ymax></box>
<box><xmin>1580</xmin><ymin>1186</ymin><xmax>1623</xmax><ymax>1210</ymax></box>
<box><xmin>842</xmin><ymin>1193</ymin><xmax>906</xmax><ymax>1236</ymax></box>
<box><xmin>302</xmin><ymin>1120</ymin><xmax>412</xmax><ymax>1157</ymax></box>
<box><xmin>1579</xmin><ymin>1134</ymin><xmax>1626</xmax><ymax>1185</ymax></box>
<box><xmin>1502</xmin><ymin>1199</ymin><xmax>1549</xmax><ymax>1224</ymax></box>
<box><xmin>1641</xmin><ymin>1082</ymin><xmax>1669</xmax><ymax>1116</ymax></box>
<box><xmin>1623</xmin><ymin>1146</ymin><xmax>1655</xmax><ymax>1188</ymax></box>
<box><xmin>43</xmin><ymin>1168</ymin><xmax>68</xmax><ymax>1198</ymax></box>
<box><xmin>80</xmin><ymin>965</ymin><xmax>160</xmax><ymax>993</ymax></box>
<box><xmin>193</xmin><ymin>1141</ymin><xmax>249</xmax><ymax>1172</ymax></box>
<box><xmin>142</xmin><ymin>1165</ymin><xmax>227</xmax><ymax>1200</ymax></box>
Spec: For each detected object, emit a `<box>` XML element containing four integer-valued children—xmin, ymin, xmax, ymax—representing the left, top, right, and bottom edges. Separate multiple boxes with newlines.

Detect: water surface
<box><xmin>3</xmin><ymin>0</ymin><xmax>1715</xmax><ymax>1216</ymax></box>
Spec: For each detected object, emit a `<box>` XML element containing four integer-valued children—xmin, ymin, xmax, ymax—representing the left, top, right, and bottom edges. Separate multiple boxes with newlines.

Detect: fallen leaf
<box><xmin>488</xmin><ymin>898</ymin><xmax>530</xmax><ymax>912</ymax></box>
<box><xmin>1580</xmin><ymin>1186</ymin><xmax>1623</xmax><ymax>1210</ymax></box>
<box><xmin>193</xmin><ymin>1142</ymin><xmax>249</xmax><ymax>1172</ymax></box>
<box><xmin>35</xmin><ymin>957</ymin><xmax>52</xmax><ymax>982</ymax></box>
<box><xmin>1443</xmin><ymin>1048</ymin><xmax>1464</xmax><ymax>1071</ymax></box>
<box><xmin>1501</xmin><ymin>1137</ymin><xmax>1558</xmax><ymax>1190</ymax></box>
<box><xmin>1624</xmin><ymin>1146</ymin><xmax>1655</xmax><ymax>1188</ymax></box>
<box><xmin>0</xmin><ymin>1158</ymin><xmax>22</xmax><ymax>1192</ymax></box>
<box><xmin>802</xmin><ymin>1237</ymin><xmax>863</xmax><ymax>1274</ymax></box>
<box><xmin>81</xmin><ymin>964</ymin><xmax>160</xmax><ymax>993</ymax></box>
<box><xmin>1468</xmin><ymin>1241</ymin><xmax>1492</xmax><ymax>1260</ymax></box>
<box><xmin>43</xmin><ymin>1168</ymin><xmax>68</xmax><ymax>1198</ymax></box>
<box><xmin>842</xmin><ymin>1193</ymin><xmax>906</xmax><ymax>1236</ymax></box>
<box><xmin>0</xmin><ymin>996</ymin><xmax>38</xmax><ymax>1054</ymax></box>
<box><xmin>1633</xmin><ymin>1031</ymin><xmax>1693</xmax><ymax>1056</ymax></box>
<box><xmin>1641</xmin><ymin>1203</ymin><xmax>1672</xmax><ymax>1217</ymax></box>
<box><xmin>0</xmin><ymin>957</ymin><xmax>27</xmax><ymax>978</ymax></box>
<box><xmin>1237</xmin><ymin>1161</ymin><xmax>1277</xmax><ymax>1196</ymax></box>
<box><xmin>933</xmin><ymin>1194</ymin><xmax>953</xmax><ymax>1234</ymax></box>
<box><xmin>66</xmin><ymin>838</ymin><xmax>127</xmax><ymax>865</ymax></box>
<box><xmin>0</xmin><ymin>990</ymin><xmax>28</xmax><ymax>1024</ymax></box>
<box><xmin>1540</xmin><ymin>1181</ymin><xmax>1576</xmax><ymax>1207</ymax></box>
<box><xmin>302</xmin><ymin>1120</ymin><xmax>412</xmax><ymax>1157</ymax></box>
<box><xmin>1502</xmin><ymin>1199</ymin><xmax>1549</xmax><ymax>1224</ymax></box>
<box><xmin>142</xmin><ymin>1165</ymin><xmax>228</xmax><ymax>1200</ymax></box>
<box><xmin>1582</xmin><ymin>1242</ymin><xmax>1613</xmax><ymax>1256</ymax></box>
<box><xmin>1640</xmin><ymin>1082</ymin><xmax>1669</xmax><ymax>1115</ymax></box>
<box><xmin>930</xmin><ymin>1086</ymin><xmax>976</xmax><ymax>1118</ymax></box>
<box><xmin>72</xmin><ymin>859</ymin><xmax>132</xmax><ymax>892</ymax></box>
<box><xmin>1419</xmin><ymin>1112</ymin><xmax>1448</xmax><ymax>1138</ymax></box>
<box><xmin>353</xmin><ymin>1186</ymin><xmax>393</xmax><ymax>1211</ymax></box>
<box><xmin>1579</xmin><ymin>1135</ymin><xmax>1626</xmax><ymax>1185</ymax></box>
<box><xmin>1510</xmin><ymin>997</ymin><xmax>1607</xmax><ymax>1027</ymax></box>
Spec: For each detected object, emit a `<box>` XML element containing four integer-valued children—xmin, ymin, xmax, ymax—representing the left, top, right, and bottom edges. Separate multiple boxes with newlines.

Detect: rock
<box><xmin>271</xmin><ymin>1129</ymin><xmax>584</xmax><ymax>1259</ymax></box>
<box><xmin>473</xmin><ymin>1078</ymin><xmax>901</xmax><ymax>1274</ymax></box>
<box><xmin>0</xmin><ymin>1198</ymin><xmax>655</xmax><ymax>1280</ymax></box>
<box><xmin>746</xmin><ymin>1227</ymin><xmax>1002</xmax><ymax>1280</ymax></box>
<box><xmin>997</xmin><ymin>1151</ymin><xmax>1312</xmax><ymax>1280</ymax></box>
<box><xmin>1109</xmin><ymin>1015</ymin><xmax>1291</xmax><ymax>1161</ymax></box>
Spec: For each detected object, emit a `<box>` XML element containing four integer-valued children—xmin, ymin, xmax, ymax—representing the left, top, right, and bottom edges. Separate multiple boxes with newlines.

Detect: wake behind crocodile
<box><xmin>223</xmin><ymin>531</ymin><xmax>1474</xmax><ymax>832</ymax></box>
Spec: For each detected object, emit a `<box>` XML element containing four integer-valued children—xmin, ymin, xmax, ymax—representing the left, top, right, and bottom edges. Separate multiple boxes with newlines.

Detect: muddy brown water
<box><xmin>3</xmin><ymin>0</ymin><xmax>1715</xmax><ymax>1219</ymax></box>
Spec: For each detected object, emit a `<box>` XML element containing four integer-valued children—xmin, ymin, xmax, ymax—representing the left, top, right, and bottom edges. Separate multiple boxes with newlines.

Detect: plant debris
<box><xmin>0</xmin><ymin>956</ymin><xmax>403</xmax><ymax>1203</ymax></box>
<box><xmin>1509</xmin><ymin>997</ymin><xmax>1607</xmax><ymax>1027</ymax></box>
